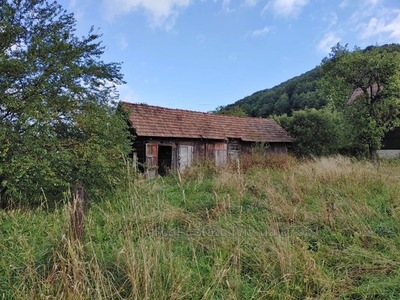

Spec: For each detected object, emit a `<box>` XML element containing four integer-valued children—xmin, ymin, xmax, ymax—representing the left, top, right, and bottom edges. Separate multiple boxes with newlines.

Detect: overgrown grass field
<box><xmin>1</xmin><ymin>156</ymin><xmax>400</xmax><ymax>299</ymax></box>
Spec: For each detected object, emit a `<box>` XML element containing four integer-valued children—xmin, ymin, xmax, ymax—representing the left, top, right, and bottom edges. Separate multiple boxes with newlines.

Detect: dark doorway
<box><xmin>158</xmin><ymin>145</ymin><xmax>172</xmax><ymax>176</ymax></box>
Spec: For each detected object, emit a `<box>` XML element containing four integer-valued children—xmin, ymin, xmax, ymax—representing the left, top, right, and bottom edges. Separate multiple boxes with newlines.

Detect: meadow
<box><xmin>1</xmin><ymin>156</ymin><xmax>400</xmax><ymax>299</ymax></box>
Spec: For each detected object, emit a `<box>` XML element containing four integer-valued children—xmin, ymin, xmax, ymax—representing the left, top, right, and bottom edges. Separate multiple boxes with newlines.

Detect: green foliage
<box><xmin>219</xmin><ymin>43</ymin><xmax>400</xmax><ymax>161</ymax></box>
<box><xmin>219</xmin><ymin>67</ymin><xmax>326</xmax><ymax>117</ymax></box>
<box><xmin>0</xmin><ymin>0</ymin><xmax>131</xmax><ymax>205</ymax></box>
<box><xmin>275</xmin><ymin>109</ymin><xmax>343</xmax><ymax>157</ymax></box>
<box><xmin>320</xmin><ymin>43</ymin><xmax>400</xmax><ymax>157</ymax></box>
<box><xmin>225</xmin><ymin>43</ymin><xmax>400</xmax><ymax>123</ymax></box>
<box><xmin>213</xmin><ymin>105</ymin><xmax>248</xmax><ymax>117</ymax></box>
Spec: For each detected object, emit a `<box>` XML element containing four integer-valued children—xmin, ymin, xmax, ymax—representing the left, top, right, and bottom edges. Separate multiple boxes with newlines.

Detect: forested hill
<box><xmin>220</xmin><ymin>43</ymin><xmax>400</xmax><ymax>118</ymax></box>
<box><xmin>220</xmin><ymin>66</ymin><xmax>326</xmax><ymax>117</ymax></box>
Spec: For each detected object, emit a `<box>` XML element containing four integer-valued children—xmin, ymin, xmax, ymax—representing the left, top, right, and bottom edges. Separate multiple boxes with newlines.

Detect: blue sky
<box><xmin>58</xmin><ymin>0</ymin><xmax>400</xmax><ymax>112</ymax></box>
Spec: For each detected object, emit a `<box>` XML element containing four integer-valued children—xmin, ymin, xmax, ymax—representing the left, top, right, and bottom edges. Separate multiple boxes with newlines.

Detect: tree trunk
<box><xmin>0</xmin><ymin>187</ymin><xmax>9</xmax><ymax>210</ymax></box>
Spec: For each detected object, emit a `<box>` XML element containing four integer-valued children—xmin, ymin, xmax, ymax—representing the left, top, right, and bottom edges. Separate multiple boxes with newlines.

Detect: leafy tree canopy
<box><xmin>217</xmin><ymin>67</ymin><xmax>326</xmax><ymax>117</ymax></box>
<box><xmin>320</xmin><ymin>43</ymin><xmax>400</xmax><ymax>158</ymax></box>
<box><xmin>213</xmin><ymin>105</ymin><xmax>248</xmax><ymax>117</ymax></box>
<box><xmin>275</xmin><ymin>109</ymin><xmax>343</xmax><ymax>157</ymax></box>
<box><xmin>0</xmin><ymin>0</ymin><xmax>131</xmax><ymax>206</ymax></box>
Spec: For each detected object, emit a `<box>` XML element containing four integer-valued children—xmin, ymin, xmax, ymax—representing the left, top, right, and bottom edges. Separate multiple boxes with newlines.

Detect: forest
<box><xmin>218</xmin><ymin>66</ymin><xmax>325</xmax><ymax>118</ymax></box>
<box><xmin>219</xmin><ymin>44</ymin><xmax>400</xmax><ymax>119</ymax></box>
<box><xmin>217</xmin><ymin>44</ymin><xmax>400</xmax><ymax>159</ymax></box>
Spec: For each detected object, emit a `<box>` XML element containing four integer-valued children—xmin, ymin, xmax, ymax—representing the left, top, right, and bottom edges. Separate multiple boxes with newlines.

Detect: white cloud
<box><xmin>244</xmin><ymin>0</ymin><xmax>259</xmax><ymax>7</ymax></box>
<box><xmin>342</xmin><ymin>1</ymin><xmax>400</xmax><ymax>44</ymax></box>
<box><xmin>250</xmin><ymin>26</ymin><xmax>273</xmax><ymax>37</ymax></box>
<box><xmin>326</xmin><ymin>12</ymin><xmax>338</xmax><ymax>27</ymax></box>
<box><xmin>66</xmin><ymin>0</ymin><xmax>90</xmax><ymax>20</ymax></box>
<box><xmin>317</xmin><ymin>32</ymin><xmax>340</xmax><ymax>54</ymax></box>
<box><xmin>222</xmin><ymin>0</ymin><xmax>233</xmax><ymax>13</ymax></box>
<box><xmin>367</xmin><ymin>0</ymin><xmax>380</xmax><ymax>5</ymax></box>
<box><xmin>213</xmin><ymin>0</ymin><xmax>259</xmax><ymax>11</ymax></box>
<box><xmin>264</xmin><ymin>0</ymin><xmax>309</xmax><ymax>17</ymax></box>
<box><xmin>339</xmin><ymin>0</ymin><xmax>349</xmax><ymax>9</ymax></box>
<box><xmin>359</xmin><ymin>10</ymin><xmax>400</xmax><ymax>41</ymax></box>
<box><xmin>102</xmin><ymin>0</ymin><xmax>191</xmax><ymax>30</ymax></box>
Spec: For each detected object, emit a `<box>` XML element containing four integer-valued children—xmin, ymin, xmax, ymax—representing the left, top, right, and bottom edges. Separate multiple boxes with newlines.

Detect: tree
<box><xmin>275</xmin><ymin>109</ymin><xmax>342</xmax><ymax>157</ymax></box>
<box><xmin>223</xmin><ymin>67</ymin><xmax>326</xmax><ymax>118</ymax></box>
<box><xmin>320</xmin><ymin>43</ymin><xmax>400</xmax><ymax>159</ymax></box>
<box><xmin>213</xmin><ymin>105</ymin><xmax>248</xmax><ymax>117</ymax></box>
<box><xmin>0</xmin><ymin>0</ymin><xmax>131</xmax><ymax>206</ymax></box>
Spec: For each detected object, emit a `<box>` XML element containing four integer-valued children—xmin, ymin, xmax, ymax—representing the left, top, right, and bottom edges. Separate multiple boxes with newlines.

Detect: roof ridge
<box><xmin>121</xmin><ymin>101</ymin><xmax>266</xmax><ymax>120</ymax></box>
<box><xmin>121</xmin><ymin>101</ymin><xmax>211</xmax><ymax>114</ymax></box>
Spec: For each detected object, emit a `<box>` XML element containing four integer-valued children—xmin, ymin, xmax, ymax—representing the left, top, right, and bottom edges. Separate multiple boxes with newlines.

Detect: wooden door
<box><xmin>146</xmin><ymin>143</ymin><xmax>158</xmax><ymax>178</ymax></box>
<box><xmin>214</xmin><ymin>143</ymin><xmax>227</xmax><ymax>166</ymax></box>
<box><xmin>178</xmin><ymin>145</ymin><xmax>193</xmax><ymax>172</ymax></box>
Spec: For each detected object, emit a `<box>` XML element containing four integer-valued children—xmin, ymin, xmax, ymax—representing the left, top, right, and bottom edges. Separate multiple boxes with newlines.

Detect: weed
<box><xmin>1</xmin><ymin>157</ymin><xmax>400</xmax><ymax>299</ymax></box>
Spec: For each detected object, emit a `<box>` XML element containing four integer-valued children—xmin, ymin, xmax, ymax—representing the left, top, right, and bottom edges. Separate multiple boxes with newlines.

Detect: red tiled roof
<box><xmin>122</xmin><ymin>102</ymin><xmax>293</xmax><ymax>143</ymax></box>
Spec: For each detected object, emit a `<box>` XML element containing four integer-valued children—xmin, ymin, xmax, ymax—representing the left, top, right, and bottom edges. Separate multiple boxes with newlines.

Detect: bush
<box><xmin>275</xmin><ymin>109</ymin><xmax>343</xmax><ymax>157</ymax></box>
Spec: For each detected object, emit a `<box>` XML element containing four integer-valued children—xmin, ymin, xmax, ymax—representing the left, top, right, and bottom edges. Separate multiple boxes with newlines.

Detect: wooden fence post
<box><xmin>70</xmin><ymin>182</ymin><xmax>86</xmax><ymax>242</ymax></box>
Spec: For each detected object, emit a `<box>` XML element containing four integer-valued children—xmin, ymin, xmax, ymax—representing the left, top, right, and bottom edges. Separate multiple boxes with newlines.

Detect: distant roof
<box><xmin>348</xmin><ymin>83</ymin><xmax>383</xmax><ymax>104</ymax></box>
<box><xmin>122</xmin><ymin>102</ymin><xmax>293</xmax><ymax>143</ymax></box>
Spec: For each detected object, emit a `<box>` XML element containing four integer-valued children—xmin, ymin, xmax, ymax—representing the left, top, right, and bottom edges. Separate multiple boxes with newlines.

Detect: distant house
<box><xmin>123</xmin><ymin>102</ymin><xmax>293</xmax><ymax>176</ymax></box>
<box><xmin>377</xmin><ymin>128</ymin><xmax>400</xmax><ymax>159</ymax></box>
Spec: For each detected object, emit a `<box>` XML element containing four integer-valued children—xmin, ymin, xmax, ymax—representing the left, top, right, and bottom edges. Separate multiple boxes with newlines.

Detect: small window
<box><xmin>229</xmin><ymin>144</ymin><xmax>240</xmax><ymax>152</ymax></box>
<box><xmin>228</xmin><ymin>144</ymin><xmax>240</xmax><ymax>160</ymax></box>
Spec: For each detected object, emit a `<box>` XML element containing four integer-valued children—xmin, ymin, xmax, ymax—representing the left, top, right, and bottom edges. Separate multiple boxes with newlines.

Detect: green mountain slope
<box><xmin>222</xmin><ymin>66</ymin><xmax>326</xmax><ymax>117</ymax></box>
<box><xmin>222</xmin><ymin>43</ymin><xmax>400</xmax><ymax>118</ymax></box>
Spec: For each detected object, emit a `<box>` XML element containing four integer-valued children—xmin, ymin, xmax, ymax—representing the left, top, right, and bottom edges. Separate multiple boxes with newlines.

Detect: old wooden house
<box><xmin>123</xmin><ymin>102</ymin><xmax>294</xmax><ymax>176</ymax></box>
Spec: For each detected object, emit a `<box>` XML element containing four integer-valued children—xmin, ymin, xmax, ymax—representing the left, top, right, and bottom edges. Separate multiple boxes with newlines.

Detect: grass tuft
<box><xmin>1</xmin><ymin>156</ymin><xmax>400</xmax><ymax>299</ymax></box>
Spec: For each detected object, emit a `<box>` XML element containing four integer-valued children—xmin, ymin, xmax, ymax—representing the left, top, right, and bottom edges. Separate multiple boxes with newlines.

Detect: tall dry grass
<box><xmin>1</xmin><ymin>156</ymin><xmax>400</xmax><ymax>299</ymax></box>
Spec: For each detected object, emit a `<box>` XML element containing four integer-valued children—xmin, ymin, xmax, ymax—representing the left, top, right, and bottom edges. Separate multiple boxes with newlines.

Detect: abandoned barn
<box><xmin>123</xmin><ymin>102</ymin><xmax>294</xmax><ymax>176</ymax></box>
